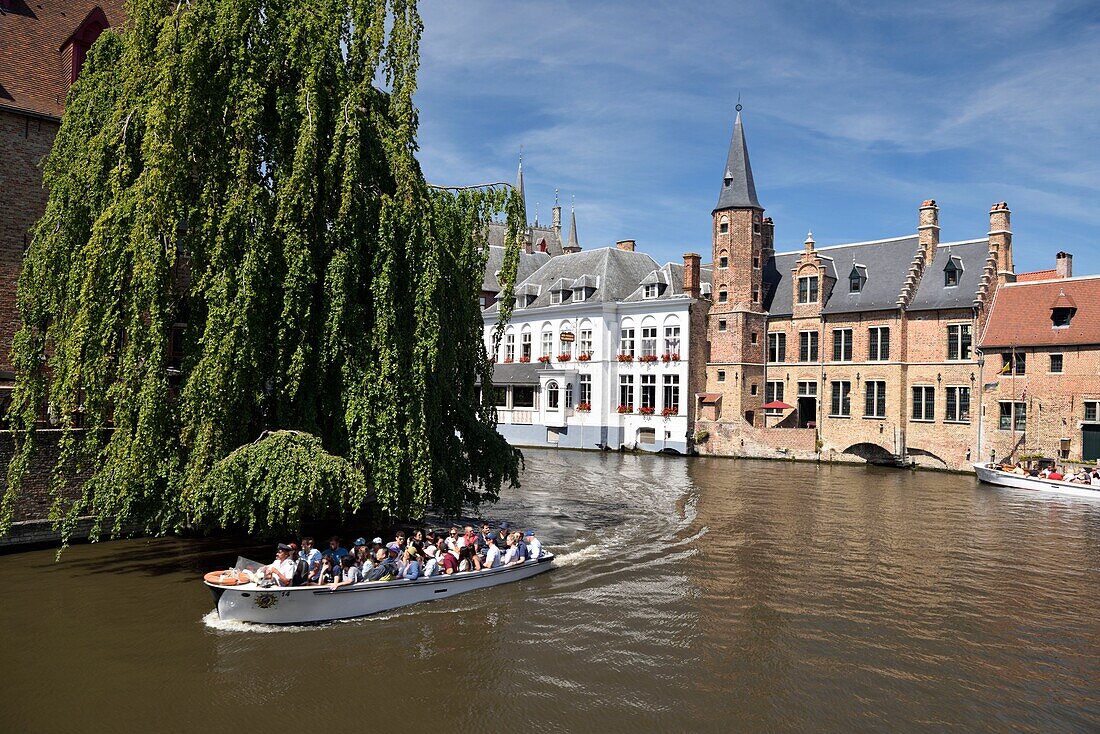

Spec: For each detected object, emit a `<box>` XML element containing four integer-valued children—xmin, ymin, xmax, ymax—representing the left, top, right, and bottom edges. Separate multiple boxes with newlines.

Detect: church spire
<box><xmin>715</xmin><ymin>106</ymin><xmax>761</xmax><ymax>212</ymax></box>
<box><xmin>564</xmin><ymin>198</ymin><xmax>581</xmax><ymax>253</ymax></box>
<box><xmin>515</xmin><ymin>152</ymin><xmax>526</xmax><ymax>213</ymax></box>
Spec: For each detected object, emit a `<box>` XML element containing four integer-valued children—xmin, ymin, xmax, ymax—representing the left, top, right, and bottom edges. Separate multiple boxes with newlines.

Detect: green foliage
<box><xmin>3</xmin><ymin>0</ymin><xmax>522</xmax><ymax>542</ymax></box>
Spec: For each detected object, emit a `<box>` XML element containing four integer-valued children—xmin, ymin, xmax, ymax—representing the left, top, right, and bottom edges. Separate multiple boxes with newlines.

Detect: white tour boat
<box><xmin>973</xmin><ymin>463</ymin><xmax>1100</xmax><ymax>500</ymax></box>
<box><xmin>205</xmin><ymin>553</ymin><xmax>555</xmax><ymax>624</ymax></box>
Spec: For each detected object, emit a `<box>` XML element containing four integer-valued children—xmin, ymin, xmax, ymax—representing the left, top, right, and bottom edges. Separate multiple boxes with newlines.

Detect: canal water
<box><xmin>1</xmin><ymin>450</ymin><xmax>1098</xmax><ymax>733</ymax></box>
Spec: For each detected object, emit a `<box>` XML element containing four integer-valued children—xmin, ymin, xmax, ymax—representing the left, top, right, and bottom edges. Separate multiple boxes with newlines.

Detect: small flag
<box><xmin>999</xmin><ymin>361</ymin><xmax>1011</xmax><ymax>375</ymax></box>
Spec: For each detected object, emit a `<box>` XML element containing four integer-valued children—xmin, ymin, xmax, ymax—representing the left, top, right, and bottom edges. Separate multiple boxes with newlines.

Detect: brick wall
<box><xmin>0</xmin><ymin>429</ymin><xmax>92</xmax><ymax>547</ymax></box>
<box><xmin>0</xmin><ymin>109</ymin><xmax>60</xmax><ymax>381</ymax></box>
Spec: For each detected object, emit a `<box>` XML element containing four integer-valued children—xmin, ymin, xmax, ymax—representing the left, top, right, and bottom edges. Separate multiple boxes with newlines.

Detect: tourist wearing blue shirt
<box><xmin>402</xmin><ymin>550</ymin><xmax>421</xmax><ymax>580</ymax></box>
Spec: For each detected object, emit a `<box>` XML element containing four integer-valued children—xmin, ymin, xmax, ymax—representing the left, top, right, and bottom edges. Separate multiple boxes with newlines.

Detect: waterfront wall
<box><xmin>0</xmin><ymin>430</ymin><xmax>90</xmax><ymax>547</ymax></box>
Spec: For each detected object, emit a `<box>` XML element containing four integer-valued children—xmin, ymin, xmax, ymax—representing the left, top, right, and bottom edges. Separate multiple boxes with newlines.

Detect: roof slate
<box><xmin>981</xmin><ymin>276</ymin><xmax>1100</xmax><ymax>348</ymax></box>
<box><xmin>481</xmin><ymin>246</ymin><xmax>550</xmax><ymax>294</ymax></box>
<box><xmin>714</xmin><ymin>110</ymin><xmax>761</xmax><ymax>211</ymax></box>
<box><xmin>486</xmin><ymin>222</ymin><xmax>564</xmax><ymax>257</ymax></box>
<box><xmin>1</xmin><ymin>0</ymin><xmax>127</xmax><ymax>119</ymax></box>
<box><xmin>907</xmin><ymin>240</ymin><xmax>988</xmax><ymax>311</ymax></box>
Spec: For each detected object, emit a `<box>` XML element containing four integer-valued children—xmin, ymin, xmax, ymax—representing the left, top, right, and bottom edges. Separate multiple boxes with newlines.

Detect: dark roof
<box><xmin>907</xmin><ymin>240</ymin><xmax>988</xmax><ymax>311</ymax></box>
<box><xmin>486</xmin><ymin>222</ymin><xmax>564</xmax><ymax>257</ymax></box>
<box><xmin>567</xmin><ymin>207</ymin><xmax>579</xmax><ymax>250</ymax></box>
<box><xmin>484</xmin><ymin>247</ymin><xmax>663</xmax><ymax>313</ymax></box>
<box><xmin>714</xmin><ymin>110</ymin><xmax>761</xmax><ymax>211</ymax></box>
<box><xmin>481</xmin><ymin>246</ymin><xmax>550</xmax><ymax>294</ymax></box>
<box><xmin>481</xmin><ymin>362</ymin><xmax>551</xmax><ymax>386</ymax></box>
<box><xmin>981</xmin><ymin>276</ymin><xmax>1100</xmax><ymax>348</ymax></box>
<box><xmin>0</xmin><ymin>0</ymin><xmax>127</xmax><ymax>119</ymax></box>
<box><xmin>763</xmin><ymin>236</ymin><xmax>918</xmax><ymax>316</ymax></box>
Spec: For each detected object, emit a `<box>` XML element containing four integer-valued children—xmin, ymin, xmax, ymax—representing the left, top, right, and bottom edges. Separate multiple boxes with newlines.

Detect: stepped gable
<box><xmin>907</xmin><ymin>239</ymin><xmax>988</xmax><ymax>311</ymax></box>
<box><xmin>1</xmin><ymin>0</ymin><xmax>127</xmax><ymax>119</ymax></box>
<box><xmin>762</xmin><ymin>236</ymin><xmax>918</xmax><ymax>316</ymax></box>
<box><xmin>485</xmin><ymin>247</ymin><xmax>659</xmax><ymax>313</ymax></box>
<box><xmin>481</xmin><ymin>246</ymin><xmax>551</xmax><ymax>293</ymax></box>
<box><xmin>980</xmin><ymin>275</ymin><xmax>1100</xmax><ymax>349</ymax></box>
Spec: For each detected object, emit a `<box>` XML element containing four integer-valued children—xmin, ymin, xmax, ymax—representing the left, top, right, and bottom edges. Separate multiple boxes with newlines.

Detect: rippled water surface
<box><xmin>2</xmin><ymin>451</ymin><xmax>1098</xmax><ymax>732</ymax></box>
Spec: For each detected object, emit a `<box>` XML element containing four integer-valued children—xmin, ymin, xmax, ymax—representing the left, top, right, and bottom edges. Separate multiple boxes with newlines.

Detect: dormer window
<box><xmin>550</xmin><ymin>291</ymin><xmax>563</xmax><ymax>305</ymax></box>
<box><xmin>574</xmin><ymin>289</ymin><xmax>587</xmax><ymax>302</ymax></box>
<box><xmin>643</xmin><ymin>283</ymin><xmax>659</xmax><ymax>299</ymax></box>
<box><xmin>798</xmin><ymin>276</ymin><xmax>819</xmax><ymax>304</ymax></box>
<box><xmin>63</xmin><ymin>8</ymin><xmax>110</xmax><ymax>84</ymax></box>
<box><xmin>944</xmin><ymin>258</ymin><xmax>961</xmax><ymax>287</ymax></box>
<box><xmin>848</xmin><ymin>266</ymin><xmax>865</xmax><ymax>293</ymax></box>
<box><xmin>1050</xmin><ymin>289</ymin><xmax>1077</xmax><ymax>328</ymax></box>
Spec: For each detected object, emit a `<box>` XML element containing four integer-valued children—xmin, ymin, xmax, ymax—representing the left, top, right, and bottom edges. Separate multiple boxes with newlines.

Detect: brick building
<box><xmin>979</xmin><ymin>258</ymin><xmax>1100</xmax><ymax>464</ymax></box>
<box><xmin>694</xmin><ymin>110</ymin><xmax>1019</xmax><ymax>470</ymax></box>
<box><xmin>1</xmin><ymin>0</ymin><xmax>126</xmax><ymax>395</ymax></box>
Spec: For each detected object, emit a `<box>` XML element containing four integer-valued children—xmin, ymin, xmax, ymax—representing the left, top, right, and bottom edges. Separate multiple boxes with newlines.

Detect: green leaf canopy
<box><xmin>3</xmin><ymin>0</ymin><xmax>523</xmax><ymax>541</ymax></box>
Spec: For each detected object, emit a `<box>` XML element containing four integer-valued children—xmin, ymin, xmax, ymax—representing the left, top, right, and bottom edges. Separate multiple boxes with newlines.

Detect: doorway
<box><xmin>1083</xmin><ymin>425</ymin><xmax>1100</xmax><ymax>462</ymax></box>
<box><xmin>797</xmin><ymin>397</ymin><xmax>817</xmax><ymax>428</ymax></box>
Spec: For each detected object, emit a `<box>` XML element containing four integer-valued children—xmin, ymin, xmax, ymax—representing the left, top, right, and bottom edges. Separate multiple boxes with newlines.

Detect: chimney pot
<box><xmin>616</xmin><ymin>239</ymin><xmax>636</xmax><ymax>252</ymax></box>
<box><xmin>1056</xmin><ymin>251</ymin><xmax>1073</xmax><ymax>279</ymax></box>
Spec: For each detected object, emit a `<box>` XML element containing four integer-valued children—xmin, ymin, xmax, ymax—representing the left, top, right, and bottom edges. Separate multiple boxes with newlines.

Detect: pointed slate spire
<box><xmin>568</xmin><ymin>202</ymin><xmax>580</xmax><ymax>250</ymax></box>
<box><xmin>515</xmin><ymin>153</ymin><xmax>526</xmax><ymax>212</ymax></box>
<box><xmin>715</xmin><ymin>107</ymin><xmax>761</xmax><ymax>211</ymax></box>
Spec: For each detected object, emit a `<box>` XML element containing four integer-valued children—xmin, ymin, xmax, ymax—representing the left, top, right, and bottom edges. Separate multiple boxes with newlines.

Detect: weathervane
<box><xmin>736</xmin><ymin>92</ymin><xmax>742</xmax><ymax>112</ymax></box>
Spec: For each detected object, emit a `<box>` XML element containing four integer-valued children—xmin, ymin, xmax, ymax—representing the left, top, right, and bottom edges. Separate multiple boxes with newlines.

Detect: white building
<box><xmin>483</xmin><ymin>244</ymin><xmax>710</xmax><ymax>454</ymax></box>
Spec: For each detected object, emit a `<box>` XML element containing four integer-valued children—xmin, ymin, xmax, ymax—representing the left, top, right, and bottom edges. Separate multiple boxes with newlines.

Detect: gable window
<box><xmin>643</xmin><ymin>283</ymin><xmax>659</xmax><ymax>299</ymax></box>
<box><xmin>868</xmin><ymin>326</ymin><xmax>890</xmax><ymax>361</ymax></box>
<box><xmin>1050</xmin><ymin>353</ymin><xmax>1064</xmax><ymax>374</ymax></box>
<box><xmin>830</xmin><ymin>381</ymin><xmax>851</xmax><ymax>417</ymax></box>
<box><xmin>998</xmin><ymin>401</ymin><xmax>1026</xmax><ymax>432</ymax></box>
<box><xmin>946</xmin><ymin>386</ymin><xmax>970</xmax><ymax>423</ymax></box>
<box><xmin>767</xmin><ymin>332</ymin><xmax>786</xmax><ymax>362</ymax></box>
<box><xmin>1001</xmin><ymin>352</ymin><xmax>1025</xmax><ymax>375</ymax></box>
<box><xmin>864</xmin><ymin>381</ymin><xmax>887</xmax><ymax>418</ymax></box>
<box><xmin>944</xmin><ymin>259</ymin><xmax>960</xmax><ymax>287</ymax></box>
<box><xmin>911</xmin><ymin>386</ymin><xmax>935</xmax><ymax>422</ymax></box>
<box><xmin>947</xmin><ymin>324</ymin><xmax>972</xmax><ymax>361</ymax></box>
<box><xmin>832</xmin><ymin>328</ymin><xmax>852</xmax><ymax>362</ymax></box>
<box><xmin>799</xmin><ymin>331</ymin><xmax>819</xmax><ymax>362</ymax></box>
<box><xmin>798</xmin><ymin>276</ymin><xmax>819</xmax><ymax>304</ymax></box>
<box><xmin>765</xmin><ymin>381</ymin><xmax>784</xmax><ymax>414</ymax></box>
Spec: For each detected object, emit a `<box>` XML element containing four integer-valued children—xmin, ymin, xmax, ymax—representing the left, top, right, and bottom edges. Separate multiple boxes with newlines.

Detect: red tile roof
<box><xmin>1015</xmin><ymin>269</ymin><xmax>1057</xmax><ymax>282</ymax></box>
<box><xmin>0</xmin><ymin>1</ymin><xmax>127</xmax><ymax>119</ymax></box>
<box><xmin>981</xmin><ymin>276</ymin><xmax>1100</xmax><ymax>348</ymax></box>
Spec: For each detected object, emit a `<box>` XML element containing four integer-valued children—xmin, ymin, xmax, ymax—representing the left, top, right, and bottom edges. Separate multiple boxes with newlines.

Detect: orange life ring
<box><xmin>203</xmin><ymin>570</ymin><xmax>251</xmax><ymax>586</ymax></box>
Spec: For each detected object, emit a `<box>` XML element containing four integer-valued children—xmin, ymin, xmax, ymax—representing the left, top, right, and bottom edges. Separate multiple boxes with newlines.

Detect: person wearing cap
<box><xmin>401</xmin><ymin>547</ymin><xmax>421</xmax><ymax>580</ymax></box>
<box><xmin>322</xmin><ymin>536</ymin><xmax>349</xmax><ymax>562</ymax></box>
<box><xmin>524</xmin><ymin>530</ymin><xmax>542</xmax><ymax>561</ymax></box>
<box><xmin>422</xmin><ymin>546</ymin><xmax>440</xmax><ymax>577</ymax></box>
<box><xmin>494</xmin><ymin>523</ymin><xmax>510</xmax><ymax>550</ymax></box>
<box><xmin>261</xmin><ymin>544</ymin><xmax>296</xmax><ymax>586</ymax></box>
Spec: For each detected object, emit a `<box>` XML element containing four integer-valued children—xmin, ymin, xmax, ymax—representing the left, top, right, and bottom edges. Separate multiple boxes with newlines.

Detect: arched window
<box><xmin>546</xmin><ymin>381</ymin><xmax>560</xmax><ymax>410</ymax></box>
<box><xmin>718</xmin><ymin>249</ymin><xmax>729</xmax><ymax>269</ymax></box>
<box><xmin>718</xmin><ymin>288</ymin><xmax>728</xmax><ymax>304</ymax></box>
<box><xmin>719</xmin><ymin>216</ymin><xmax>729</xmax><ymax>235</ymax></box>
<box><xmin>565</xmin><ymin>384</ymin><xmax>573</xmax><ymax>408</ymax></box>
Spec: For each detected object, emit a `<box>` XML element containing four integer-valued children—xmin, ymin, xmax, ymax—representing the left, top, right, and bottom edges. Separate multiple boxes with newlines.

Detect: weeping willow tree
<box><xmin>2</xmin><ymin>0</ymin><xmax>525</xmax><ymax>542</ymax></box>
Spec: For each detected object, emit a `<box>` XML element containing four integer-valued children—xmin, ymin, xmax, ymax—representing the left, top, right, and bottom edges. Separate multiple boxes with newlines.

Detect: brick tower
<box><xmin>707</xmin><ymin>107</ymin><xmax>768</xmax><ymax>426</ymax></box>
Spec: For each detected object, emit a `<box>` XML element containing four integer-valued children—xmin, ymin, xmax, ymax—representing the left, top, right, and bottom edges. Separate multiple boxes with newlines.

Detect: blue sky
<box><xmin>415</xmin><ymin>0</ymin><xmax>1100</xmax><ymax>275</ymax></box>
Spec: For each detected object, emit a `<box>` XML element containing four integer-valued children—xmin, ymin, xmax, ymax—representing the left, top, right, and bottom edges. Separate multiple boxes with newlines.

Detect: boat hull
<box><xmin>973</xmin><ymin>463</ymin><xmax>1100</xmax><ymax>500</ymax></box>
<box><xmin>207</xmin><ymin>554</ymin><xmax>555</xmax><ymax>624</ymax></box>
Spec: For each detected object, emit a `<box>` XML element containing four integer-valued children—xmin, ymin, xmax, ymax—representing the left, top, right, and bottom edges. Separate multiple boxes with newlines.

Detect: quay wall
<box><xmin>0</xmin><ymin>430</ymin><xmax>91</xmax><ymax>548</ymax></box>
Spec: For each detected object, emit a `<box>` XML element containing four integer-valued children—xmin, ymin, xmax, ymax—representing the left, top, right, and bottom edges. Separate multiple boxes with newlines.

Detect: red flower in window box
<box><xmin>617</xmin><ymin>354</ymin><xmax>634</xmax><ymax>363</ymax></box>
<box><xmin>661</xmin><ymin>352</ymin><xmax>680</xmax><ymax>363</ymax></box>
<box><xmin>576</xmin><ymin>402</ymin><xmax>592</xmax><ymax>412</ymax></box>
<box><xmin>616</xmin><ymin>404</ymin><xmax>633</xmax><ymax>414</ymax></box>
<box><xmin>577</xmin><ymin>353</ymin><xmax>592</xmax><ymax>362</ymax></box>
<box><xmin>518</xmin><ymin>355</ymin><xmax>531</xmax><ymax>363</ymax></box>
<box><xmin>502</xmin><ymin>358</ymin><xmax>514</xmax><ymax>364</ymax></box>
<box><xmin>638</xmin><ymin>406</ymin><xmax>655</xmax><ymax>415</ymax></box>
<box><xmin>661</xmin><ymin>406</ymin><xmax>678</xmax><ymax>417</ymax></box>
<box><xmin>639</xmin><ymin>354</ymin><xmax>659</xmax><ymax>363</ymax></box>
<box><xmin>537</xmin><ymin>355</ymin><xmax>551</xmax><ymax>363</ymax></box>
<box><xmin>556</xmin><ymin>353</ymin><xmax>571</xmax><ymax>362</ymax></box>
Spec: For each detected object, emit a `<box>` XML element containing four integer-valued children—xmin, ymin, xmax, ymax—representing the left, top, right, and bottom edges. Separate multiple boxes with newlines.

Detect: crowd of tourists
<box><xmin>1002</xmin><ymin>462</ymin><xmax>1100</xmax><ymax>485</ymax></box>
<box><xmin>257</xmin><ymin>523</ymin><xmax>543</xmax><ymax>589</ymax></box>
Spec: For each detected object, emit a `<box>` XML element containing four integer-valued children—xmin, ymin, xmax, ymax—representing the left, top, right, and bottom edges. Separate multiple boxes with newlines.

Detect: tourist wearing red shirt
<box><xmin>440</xmin><ymin>548</ymin><xmax>460</xmax><ymax>575</ymax></box>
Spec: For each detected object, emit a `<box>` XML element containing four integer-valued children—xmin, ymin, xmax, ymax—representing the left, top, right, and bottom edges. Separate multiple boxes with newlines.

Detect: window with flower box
<box><xmin>663</xmin><ymin>375</ymin><xmax>679</xmax><ymax>415</ymax></box>
<box><xmin>620</xmin><ymin>328</ymin><xmax>635</xmax><ymax>357</ymax></box>
<box><xmin>619</xmin><ymin>375</ymin><xmax>634</xmax><ymax>410</ymax></box>
<box><xmin>641</xmin><ymin>327</ymin><xmax>658</xmax><ymax>358</ymax></box>
<box><xmin>664</xmin><ymin>325</ymin><xmax>680</xmax><ymax>356</ymax></box>
<box><xmin>521</xmin><ymin>332</ymin><xmax>532</xmax><ymax>360</ymax></box>
<box><xmin>641</xmin><ymin>375</ymin><xmax>656</xmax><ymax>411</ymax></box>
<box><xmin>579</xmin><ymin>329</ymin><xmax>593</xmax><ymax>357</ymax></box>
<box><xmin>579</xmin><ymin>374</ymin><xmax>592</xmax><ymax>406</ymax></box>
<box><xmin>504</xmin><ymin>334</ymin><xmax>515</xmax><ymax>362</ymax></box>
<box><xmin>541</xmin><ymin>331</ymin><xmax>553</xmax><ymax>358</ymax></box>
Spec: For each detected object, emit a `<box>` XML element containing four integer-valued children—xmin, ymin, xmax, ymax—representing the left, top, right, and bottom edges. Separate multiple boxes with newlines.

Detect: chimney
<box><xmin>552</xmin><ymin>205</ymin><xmax>562</xmax><ymax>232</ymax></box>
<box><xmin>988</xmin><ymin>201</ymin><xmax>1014</xmax><ymax>280</ymax></box>
<box><xmin>1056</xmin><ymin>251</ymin><xmax>1073</xmax><ymax>279</ymax></box>
<box><xmin>919</xmin><ymin>199</ymin><xmax>940</xmax><ymax>259</ymax></box>
<box><xmin>683</xmin><ymin>253</ymin><xmax>701</xmax><ymax>299</ymax></box>
<box><xmin>525</xmin><ymin>239</ymin><xmax>534</xmax><ymax>255</ymax></box>
<box><xmin>760</xmin><ymin>216</ymin><xmax>775</xmax><ymax>256</ymax></box>
<box><xmin>803</xmin><ymin>231</ymin><xmax>815</xmax><ymax>253</ymax></box>
<box><xmin>616</xmin><ymin>239</ymin><xmax>636</xmax><ymax>252</ymax></box>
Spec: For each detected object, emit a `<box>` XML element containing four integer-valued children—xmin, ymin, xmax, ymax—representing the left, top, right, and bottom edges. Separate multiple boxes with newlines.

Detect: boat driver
<box><xmin>261</xmin><ymin>543</ymin><xmax>296</xmax><ymax>586</ymax></box>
